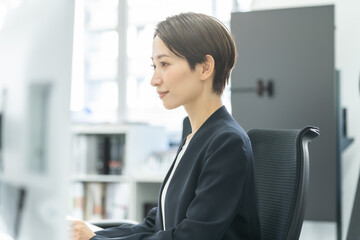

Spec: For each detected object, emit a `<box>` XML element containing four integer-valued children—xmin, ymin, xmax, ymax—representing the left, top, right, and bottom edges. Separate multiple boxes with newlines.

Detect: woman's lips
<box><xmin>158</xmin><ymin>91</ymin><xmax>169</xmax><ymax>99</ymax></box>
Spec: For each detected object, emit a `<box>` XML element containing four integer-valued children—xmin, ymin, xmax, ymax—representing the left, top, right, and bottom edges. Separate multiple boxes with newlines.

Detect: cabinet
<box><xmin>230</xmin><ymin>6</ymin><xmax>352</xmax><ymax>240</ymax></box>
<box><xmin>68</xmin><ymin>124</ymin><xmax>170</xmax><ymax>222</ymax></box>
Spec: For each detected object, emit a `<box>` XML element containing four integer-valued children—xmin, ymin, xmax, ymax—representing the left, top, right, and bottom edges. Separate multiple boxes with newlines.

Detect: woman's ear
<box><xmin>200</xmin><ymin>54</ymin><xmax>215</xmax><ymax>81</ymax></box>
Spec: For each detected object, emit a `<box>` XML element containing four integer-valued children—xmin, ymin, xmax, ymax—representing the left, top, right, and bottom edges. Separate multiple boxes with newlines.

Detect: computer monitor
<box><xmin>0</xmin><ymin>0</ymin><xmax>75</xmax><ymax>239</ymax></box>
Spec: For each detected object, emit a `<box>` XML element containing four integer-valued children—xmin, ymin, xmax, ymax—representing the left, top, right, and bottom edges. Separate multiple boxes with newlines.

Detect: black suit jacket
<box><xmin>91</xmin><ymin>106</ymin><xmax>261</xmax><ymax>240</ymax></box>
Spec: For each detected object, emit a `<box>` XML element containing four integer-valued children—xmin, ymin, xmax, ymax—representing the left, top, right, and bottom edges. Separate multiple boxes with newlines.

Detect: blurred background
<box><xmin>0</xmin><ymin>0</ymin><xmax>359</xmax><ymax>239</ymax></box>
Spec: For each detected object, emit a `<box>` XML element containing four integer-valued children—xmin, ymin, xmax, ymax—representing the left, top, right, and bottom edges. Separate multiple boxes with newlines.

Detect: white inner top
<box><xmin>161</xmin><ymin>135</ymin><xmax>192</xmax><ymax>230</ymax></box>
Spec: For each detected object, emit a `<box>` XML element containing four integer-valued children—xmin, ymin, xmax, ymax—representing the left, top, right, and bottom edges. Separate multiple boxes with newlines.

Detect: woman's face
<box><xmin>151</xmin><ymin>36</ymin><xmax>205</xmax><ymax>110</ymax></box>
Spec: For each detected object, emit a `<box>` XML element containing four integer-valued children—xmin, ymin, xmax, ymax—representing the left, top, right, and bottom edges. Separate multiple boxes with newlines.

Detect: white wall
<box><xmin>335</xmin><ymin>0</ymin><xmax>360</xmax><ymax>239</ymax></box>
<box><xmin>249</xmin><ymin>0</ymin><xmax>360</xmax><ymax>239</ymax></box>
<box><xmin>252</xmin><ymin>0</ymin><xmax>334</xmax><ymax>10</ymax></box>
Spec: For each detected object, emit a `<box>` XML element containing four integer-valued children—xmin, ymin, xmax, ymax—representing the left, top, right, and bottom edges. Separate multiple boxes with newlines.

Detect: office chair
<box><xmin>247</xmin><ymin>126</ymin><xmax>319</xmax><ymax>240</ymax></box>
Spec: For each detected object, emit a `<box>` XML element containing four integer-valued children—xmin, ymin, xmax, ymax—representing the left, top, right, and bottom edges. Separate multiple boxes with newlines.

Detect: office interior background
<box><xmin>0</xmin><ymin>0</ymin><xmax>359</xmax><ymax>239</ymax></box>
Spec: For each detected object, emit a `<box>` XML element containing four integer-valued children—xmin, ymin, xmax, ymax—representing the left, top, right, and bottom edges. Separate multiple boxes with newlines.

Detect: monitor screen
<box><xmin>0</xmin><ymin>0</ymin><xmax>75</xmax><ymax>239</ymax></box>
<box><xmin>0</xmin><ymin>182</ymin><xmax>26</xmax><ymax>239</ymax></box>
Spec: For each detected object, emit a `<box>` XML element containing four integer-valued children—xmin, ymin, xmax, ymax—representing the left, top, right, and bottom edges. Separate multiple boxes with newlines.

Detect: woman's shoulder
<box><xmin>209</xmin><ymin>121</ymin><xmax>249</xmax><ymax>146</ymax></box>
<box><xmin>192</xmin><ymin>116</ymin><xmax>250</xmax><ymax>153</ymax></box>
<box><xmin>199</xmin><ymin>109</ymin><xmax>248</xmax><ymax>141</ymax></box>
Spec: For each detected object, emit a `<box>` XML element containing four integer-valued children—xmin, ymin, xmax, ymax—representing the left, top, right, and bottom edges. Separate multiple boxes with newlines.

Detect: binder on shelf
<box><xmin>68</xmin><ymin>182</ymin><xmax>85</xmax><ymax>220</ymax></box>
<box><xmin>71</xmin><ymin>134</ymin><xmax>87</xmax><ymax>175</ymax></box>
<box><xmin>108</xmin><ymin>134</ymin><xmax>125</xmax><ymax>175</ymax></box>
<box><xmin>84</xmin><ymin>182</ymin><xmax>106</xmax><ymax>220</ymax></box>
<box><xmin>96</xmin><ymin>135</ymin><xmax>107</xmax><ymax>174</ymax></box>
<box><xmin>72</xmin><ymin>134</ymin><xmax>126</xmax><ymax>176</ymax></box>
<box><xmin>105</xmin><ymin>183</ymin><xmax>129</xmax><ymax>219</ymax></box>
<box><xmin>87</xmin><ymin>135</ymin><xmax>99</xmax><ymax>174</ymax></box>
<box><xmin>71</xmin><ymin>135</ymin><xmax>100</xmax><ymax>175</ymax></box>
<box><xmin>96</xmin><ymin>134</ymin><xmax>125</xmax><ymax>175</ymax></box>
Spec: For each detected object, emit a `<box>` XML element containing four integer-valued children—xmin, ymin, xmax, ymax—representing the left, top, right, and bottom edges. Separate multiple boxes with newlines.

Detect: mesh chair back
<box><xmin>247</xmin><ymin>127</ymin><xmax>319</xmax><ymax>240</ymax></box>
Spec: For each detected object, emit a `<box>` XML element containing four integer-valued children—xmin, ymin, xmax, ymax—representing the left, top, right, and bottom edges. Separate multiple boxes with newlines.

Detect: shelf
<box><xmin>133</xmin><ymin>174</ymin><xmax>164</xmax><ymax>184</ymax></box>
<box><xmin>69</xmin><ymin>124</ymin><xmax>168</xmax><ymax>222</ymax></box>
<box><xmin>71</xmin><ymin>174</ymin><xmax>129</xmax><ymax>183</ymax></box>
<box><xmin>70</xmin><ymin>174</ymin><xmax>165</xmax><ymax>184</ymax></box>
<box><xmin>72</xmin><ymin>124</ymin><xmax>129</xmax><ymax>134</ymax></box>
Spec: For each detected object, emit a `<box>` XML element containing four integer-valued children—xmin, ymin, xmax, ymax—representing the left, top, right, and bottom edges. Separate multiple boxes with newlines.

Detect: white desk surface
<box><xmin>0</xmin><ymin>231</ymin><xmax>13</xmax><ymax>240</ymax></box>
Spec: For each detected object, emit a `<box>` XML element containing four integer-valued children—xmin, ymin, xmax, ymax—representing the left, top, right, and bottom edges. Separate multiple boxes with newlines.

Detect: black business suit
<box><xmin>91</xmin><ymin>106</ymin><xmax>261</xmax><ymax>240</ymax></box>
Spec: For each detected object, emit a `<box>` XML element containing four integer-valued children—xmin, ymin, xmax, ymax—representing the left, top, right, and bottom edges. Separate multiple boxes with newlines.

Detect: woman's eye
<box><xmin>151</xmin><ymin>62</ymin><xmax>168</xmax><ymax>70</ymax></box>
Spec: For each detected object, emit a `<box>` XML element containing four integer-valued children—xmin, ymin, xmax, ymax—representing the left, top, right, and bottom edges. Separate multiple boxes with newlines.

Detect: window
<box><xmin>72</xmin><ymin>0</ymin><xmax>120</xmax><ymax>123</ymax></box>
<box><xmin>71</xmin><ymin>0</ymin><xmax>235</xmax><ymax>137</ymax></box>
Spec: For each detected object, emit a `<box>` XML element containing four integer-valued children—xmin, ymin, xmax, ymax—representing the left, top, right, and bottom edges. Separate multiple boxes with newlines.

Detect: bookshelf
<box><xmin>68</xmin><ymin>123</ymin><xmax>169</xmax><ymax>222</ymax></box>
<box><xmin>130</xmin><ymin>176</ymin><xmax>164</xmax><ymax>222</ymax></box>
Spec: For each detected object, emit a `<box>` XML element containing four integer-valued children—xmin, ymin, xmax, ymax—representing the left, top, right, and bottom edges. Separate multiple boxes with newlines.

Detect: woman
<box><xmin>71</xmin><ymin>12</ymin><xmax>261</xmax><ymax>240</ymax></box>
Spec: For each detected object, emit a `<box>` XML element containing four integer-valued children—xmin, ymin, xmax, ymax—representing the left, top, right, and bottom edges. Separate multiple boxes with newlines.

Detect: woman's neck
<box><xmin>184</xmin><ymin>96</ymin><xmax>223</xmax><ymax>135</ymax></box>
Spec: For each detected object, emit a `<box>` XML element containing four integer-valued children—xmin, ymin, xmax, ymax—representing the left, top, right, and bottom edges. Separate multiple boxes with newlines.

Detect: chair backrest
<box><xmin>247</xmin><ymin>126</ymin><xmax>319</xmax><ymax>240</ymax></box>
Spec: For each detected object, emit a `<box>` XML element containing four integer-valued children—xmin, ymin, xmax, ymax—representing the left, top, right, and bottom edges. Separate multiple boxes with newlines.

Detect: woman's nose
<box><xmin>150</xmin><ymin>71</ymin><xmax>162</xmax><ymax>87</ymax></box>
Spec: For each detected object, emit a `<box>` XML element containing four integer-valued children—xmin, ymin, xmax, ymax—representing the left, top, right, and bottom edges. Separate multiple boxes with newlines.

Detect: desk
<box><xmin>0</xmin><ymin>231</ymin><xmax>13</xmax><ymax>240</ymax></box>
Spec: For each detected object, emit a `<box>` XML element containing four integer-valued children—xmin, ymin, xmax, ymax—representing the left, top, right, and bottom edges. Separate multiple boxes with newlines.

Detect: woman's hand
<box><xmin>69</xmin><ymin>219</ymin><xmax>96</xmax><ymax>240</ymax></box>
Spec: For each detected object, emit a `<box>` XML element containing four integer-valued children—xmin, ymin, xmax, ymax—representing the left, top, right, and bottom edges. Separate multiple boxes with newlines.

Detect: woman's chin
<box><xmin>162</xmin><ymin>102</ymin><xmax>181</xmax><ymax>110</ymax></box>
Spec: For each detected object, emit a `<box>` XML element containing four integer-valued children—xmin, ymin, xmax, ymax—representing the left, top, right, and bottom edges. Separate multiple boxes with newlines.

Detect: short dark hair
<box><xmin>154</xmin><ymin>12</ymin><xmax>236</xmax><ymax>95</ymax></box>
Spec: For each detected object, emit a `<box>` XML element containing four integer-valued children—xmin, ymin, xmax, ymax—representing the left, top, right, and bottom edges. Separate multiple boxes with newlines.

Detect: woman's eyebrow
<box><xmin>151</xmin><ymin>54</ymin><xmax>170</xmax><ymax>60</ymax></box>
